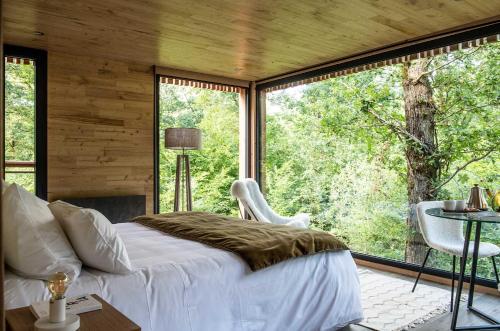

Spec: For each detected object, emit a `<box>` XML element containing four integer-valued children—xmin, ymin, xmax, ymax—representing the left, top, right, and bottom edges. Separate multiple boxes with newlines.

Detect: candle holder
<box><xmin>34</xmin><ymin>272</ymin><xmax>80</xmax><ymax>331</ymax></box>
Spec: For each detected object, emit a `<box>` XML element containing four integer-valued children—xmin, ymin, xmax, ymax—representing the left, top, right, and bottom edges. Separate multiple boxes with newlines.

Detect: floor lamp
<box><xmin>165</xmin><ymin>128</ymin><xmax>202</xmax><ymax>211</ymax></box>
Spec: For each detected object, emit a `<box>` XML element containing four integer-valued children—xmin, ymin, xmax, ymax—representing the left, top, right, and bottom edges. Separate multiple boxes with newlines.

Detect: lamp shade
<box><xmin>164</xmin><ymin>128</ymin><xmax>202</xmax><ymax>150</ymax></box>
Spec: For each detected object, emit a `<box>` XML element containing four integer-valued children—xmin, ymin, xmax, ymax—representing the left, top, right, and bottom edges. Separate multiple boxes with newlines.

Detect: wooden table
<box><xmin>6</xmin><ymin>294</ymin><xmax>140</xmax><ymax>331</ymax></box>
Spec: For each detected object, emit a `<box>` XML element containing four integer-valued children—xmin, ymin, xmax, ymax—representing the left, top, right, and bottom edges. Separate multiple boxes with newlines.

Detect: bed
<box><xmin>4</xmin><ymin>196</ymin><xmax>363</xmax><ymax>331</ymax></box>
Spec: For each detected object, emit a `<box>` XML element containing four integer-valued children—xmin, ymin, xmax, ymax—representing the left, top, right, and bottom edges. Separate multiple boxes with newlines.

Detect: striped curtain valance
<box><xmin>5</xmin><ymin>56</ymin><xmax>35</xmax><ymax>65</ymax></box>
<box><xmin>263</xmin><ymin>34</ymin><xmax>499</xmax><ymax>93</ymax></box>
<box><xmin>159</xmin><ymin>76</ymin><xmax>243</xmax><ymax>93</ymax></box>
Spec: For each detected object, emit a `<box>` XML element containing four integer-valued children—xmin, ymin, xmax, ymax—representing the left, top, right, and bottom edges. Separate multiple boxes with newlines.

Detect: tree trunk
<box><xmin>402</xmin><ymin>59</ymin><xmax>439</xmax><ymax>264</ymax></box>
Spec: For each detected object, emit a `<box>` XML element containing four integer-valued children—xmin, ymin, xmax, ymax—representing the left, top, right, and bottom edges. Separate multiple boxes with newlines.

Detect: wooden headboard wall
<box><xmin>62</xmin><ymin>195</ymin><xmax>146</xmax><ymax>223</ymax></box>
<box><xmin>47</xmin><ymin>51</ymin><xmax>154</xmax><ymax>212</ymax></box>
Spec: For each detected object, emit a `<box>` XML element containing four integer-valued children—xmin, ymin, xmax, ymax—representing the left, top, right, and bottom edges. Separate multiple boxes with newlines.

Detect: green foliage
<box><xmin>159</xmin><ymin>85</ymin><xmax>240</xmax><ymax>215</ymax></box>
<box><xmin>265</xmin><ymin>43</ymin><xmax>499</xmax><ymax>280</ymax></box>
<box><xmin>4</xmin><ymin>63</ymin><xmax>36</xmax><ymax>192</ymax></box>
<box><xmin>431</xmin><ymin>44</ymin><xmax>500</xmax><ymax>197</ymax></box>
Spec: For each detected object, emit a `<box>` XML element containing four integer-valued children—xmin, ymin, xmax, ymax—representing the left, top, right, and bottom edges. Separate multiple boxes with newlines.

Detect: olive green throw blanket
<box><xmin>134</xmin><ymin>211</ymin><xmax>348</xmax><ymax>271</ymax></box>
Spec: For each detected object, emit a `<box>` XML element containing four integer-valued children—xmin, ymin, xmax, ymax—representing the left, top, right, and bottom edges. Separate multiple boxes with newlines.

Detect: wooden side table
<box><xmin>6</xmin><ymin>294</ymin><xmax>140</xmax><ymax>331</ymax></box>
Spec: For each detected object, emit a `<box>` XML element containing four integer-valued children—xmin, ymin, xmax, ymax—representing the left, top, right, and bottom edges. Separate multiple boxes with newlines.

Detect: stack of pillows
<box><xmin>2</xmin><ymin>181</ymin><xmax>133</xmax><ymax>281</ymax></box>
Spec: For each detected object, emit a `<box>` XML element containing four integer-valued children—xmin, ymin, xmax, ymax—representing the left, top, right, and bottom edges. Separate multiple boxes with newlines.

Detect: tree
<box><xmin>402</xmin><ymin>59</ymin><xmax>439</xmax><ymax>263</ymax></box>
<box><xmin>362</xmin><ymin>46</ymin><xmax>499</xmax><ymax>263</ymax></box>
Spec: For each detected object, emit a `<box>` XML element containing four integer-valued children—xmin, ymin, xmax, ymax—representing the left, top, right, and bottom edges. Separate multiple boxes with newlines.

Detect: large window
<box><xmin>261</xmin><ymin>39</ymin><xmax>499</xmax><ymax>281</ymax></box>
<box><xmin>156</xmin><ymin>77</ymin><xmax>247</xmax><ymax>215</ymax></box>
<box><xmin>3</xmin><ymin>46</ymin><xmax>47</xmax><ymax>199</ymax></box>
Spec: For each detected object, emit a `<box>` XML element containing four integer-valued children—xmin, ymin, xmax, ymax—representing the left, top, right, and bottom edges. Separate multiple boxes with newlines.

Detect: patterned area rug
<box><xmin>358</xmin><ymin>268</ymin><xmax>453</xmax><ymax>331</ymax></box>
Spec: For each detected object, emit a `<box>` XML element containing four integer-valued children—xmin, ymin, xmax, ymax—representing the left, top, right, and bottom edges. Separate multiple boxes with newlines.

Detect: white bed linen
<box><xmin>5</xmin><ymin>222</ymin><xmax>363</xmax><ymax>331</ymax></box>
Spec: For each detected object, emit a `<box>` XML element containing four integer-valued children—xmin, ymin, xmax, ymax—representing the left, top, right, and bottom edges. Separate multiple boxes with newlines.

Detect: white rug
<box><xmin>358</xmin><ymin>268</ymin><xmax>453</xmax><ymax>331</ymax></box>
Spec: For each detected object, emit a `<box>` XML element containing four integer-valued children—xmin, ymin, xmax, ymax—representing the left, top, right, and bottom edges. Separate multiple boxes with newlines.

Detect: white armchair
<box><xmin>230</xmin><ymin>179</ymin><xmax>310</xmax><ymax>228</ymax></box>
<box><xmin>412</xmin><ymin>201</ymin><xmax>499</xmax><ymax>311</ymax></box>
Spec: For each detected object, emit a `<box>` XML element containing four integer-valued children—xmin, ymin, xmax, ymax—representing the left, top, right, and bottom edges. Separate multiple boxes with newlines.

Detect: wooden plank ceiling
<box><xmin>3</xmin><ymin>0</ymin><xmax>500</xmax><ymax>81</ymax></box>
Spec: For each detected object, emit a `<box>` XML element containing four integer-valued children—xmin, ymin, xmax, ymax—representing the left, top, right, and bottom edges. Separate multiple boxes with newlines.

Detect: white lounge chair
<box><xmin>231</xmin><ymin>178</ymin><xmax>310</xmax><ymax>228</ymax></box>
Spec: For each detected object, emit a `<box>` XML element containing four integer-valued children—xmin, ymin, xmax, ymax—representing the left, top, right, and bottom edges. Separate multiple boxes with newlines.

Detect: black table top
<box><xmin>426</xmin><ymin>208</ymin><xmax>500</xmax><ymax>224</ymax></box>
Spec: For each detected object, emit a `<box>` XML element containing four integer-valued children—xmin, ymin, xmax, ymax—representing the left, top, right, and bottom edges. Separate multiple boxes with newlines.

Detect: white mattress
<box><xmin>5</xmin><ymin>222</ymin><xmax>363</xmax><ymax>331</ymax></box>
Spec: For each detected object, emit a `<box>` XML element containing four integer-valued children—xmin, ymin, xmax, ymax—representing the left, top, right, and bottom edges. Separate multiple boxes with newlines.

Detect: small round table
<box><xmin>425</xmin><ymin>208</ymin><xmax>500</xmax><ymax>331</ymax></box>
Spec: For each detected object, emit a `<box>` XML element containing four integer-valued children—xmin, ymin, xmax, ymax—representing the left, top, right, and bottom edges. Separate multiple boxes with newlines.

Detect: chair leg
<box><xmin>451</xmin><ymin>255</ymin><xmax>456</xmax><ymax>312</ymax></box>
<box><xmin>492</xmin><ymin>256</ymin><xmax>499</xmax><ymax>286</ymax></box>
<box><xmin>412</xmin><ymin>248</ymin><xmax>432</xmax><ymax>293</ymax></box>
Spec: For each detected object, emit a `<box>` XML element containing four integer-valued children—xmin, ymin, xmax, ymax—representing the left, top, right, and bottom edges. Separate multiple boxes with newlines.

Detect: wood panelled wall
<box><xmin>47</xmin><ymin>52</ymin><xmax>154</xmax><ymax>212</ymax></box>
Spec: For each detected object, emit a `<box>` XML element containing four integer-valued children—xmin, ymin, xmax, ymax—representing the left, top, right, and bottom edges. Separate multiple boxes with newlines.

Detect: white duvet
<box><xmin>5</xmin><ymin>222</ymin><xmax>363</xmax><ymax>331</ymax></box>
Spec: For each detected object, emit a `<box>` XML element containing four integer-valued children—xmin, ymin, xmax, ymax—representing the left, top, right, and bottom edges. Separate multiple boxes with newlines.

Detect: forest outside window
<box><xmin>156</xmin><ymin>76</ymin><xmax>248</xmax><ymax>215</ymax></box>
<box><xmin>259</xmin><ymin>36</ymin><xmax>499</xmax><ymax>282</ymax></box>
<box><xmin>3</xmin><ymin>46</ymin><xmax>47</xmax><ymax>199</ymax></box>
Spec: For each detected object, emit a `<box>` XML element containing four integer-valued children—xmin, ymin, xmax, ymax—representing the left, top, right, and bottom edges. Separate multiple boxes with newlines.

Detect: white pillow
<box><xmin>48</xmin><ymin>201</ymin><xmax>133</xmax><ymax>274</ymax></box>
<box><xmin>2</xmin><ymin>184</ymin><xmax>82</xmax><ymax>280</ymax></box>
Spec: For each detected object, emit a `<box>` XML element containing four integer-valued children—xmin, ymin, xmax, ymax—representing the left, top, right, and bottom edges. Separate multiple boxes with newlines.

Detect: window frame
<box><xmin>153</xmin><ymin>72</ymin><xmax>250</xmax><ymax>213</ymax></box>
<box><xmin>254</xmin><ymin>21</ymin><xmax>500</xmax><ymax>289</ymax></box>
<box><xmin>3</xmin><ymin>45</ymin><xmax>47</xmax><ymax>200</ymax></box>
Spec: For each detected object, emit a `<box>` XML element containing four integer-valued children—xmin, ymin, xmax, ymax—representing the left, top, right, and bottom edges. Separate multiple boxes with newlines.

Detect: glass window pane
<box><xmin>264</xmin><ymin>42</ymin><xmax>499</xmax><ymax>281</ymax></box>
<box><xmin>159</xmin><ymin>84</ymin><xmax>240</xmax><ymax>216</ymax></box>
<box><xmin>4</xmin><ymin>61</ymin><xmax>37</xmax><ymax>193</ymax></box>
<box><xmin>5</xmin><ymin>62</ymin><xmax>36</xmax><ymax>161</ymax></box>
<box><xmin>4</xmin><ymin>172</ymin><xmax>35</xmax><ymax>193</ymax></box>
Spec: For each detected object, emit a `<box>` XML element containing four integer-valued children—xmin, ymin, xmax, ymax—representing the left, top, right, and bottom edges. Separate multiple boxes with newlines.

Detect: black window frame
<box><xmin>255</xmin><ymin>21</ymin><xmax>500</xmax><ymax>288</ymax></box>
<box><xmin>153</xmin><ymin>73</ymin><xmax>250</xmax><ymax>213</ymax></box>
<box><xmin>3</xmin><ymin>45</ymin><xmax>48</xmax><ymax>200</ymax></box>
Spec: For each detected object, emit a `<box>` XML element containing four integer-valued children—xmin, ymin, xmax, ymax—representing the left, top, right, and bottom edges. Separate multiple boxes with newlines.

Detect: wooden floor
<box><xmin>342</xmin><ymin>268</ymin><xmax>500</xmax><ymax>331</ymax></box>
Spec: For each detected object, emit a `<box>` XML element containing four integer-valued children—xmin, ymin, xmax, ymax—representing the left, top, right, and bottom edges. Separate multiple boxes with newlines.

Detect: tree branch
<box><xmin>436</xmin><ymin>102</ymin><xmax>499</xmax><ymax>124</ymax></box>
<box><xmin>363</xmin><ymin>107</ymin><xmax>432</xmax><ymax>153</ymax></box>
<box><xmin>412</xmin><ymin>46</ymin><xmax>483</xmax><ymax>84</ymax></box>
<box><xmin>435</xmin><ymin>83</ymin><xmax>487</xmax><ymax>115</ymax></box>
<box><xmin>431</xmin><ymin>147</ymin><xmax>496</xmax><ymax>192</ymax></box>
